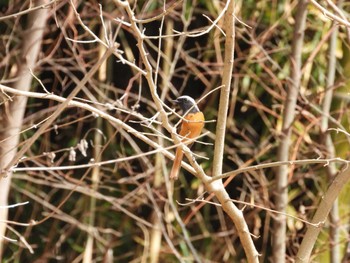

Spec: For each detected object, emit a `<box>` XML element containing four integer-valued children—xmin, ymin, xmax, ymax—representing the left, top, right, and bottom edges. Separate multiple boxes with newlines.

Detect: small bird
<box><xmin>170</xmin><ymin>95</ymin><xmax>205</xmax><ymax>180</ymax></box>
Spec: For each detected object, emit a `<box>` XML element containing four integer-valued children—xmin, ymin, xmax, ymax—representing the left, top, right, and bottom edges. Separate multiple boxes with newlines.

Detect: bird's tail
<box><xmin>170</xmin><ymin>147</ymin><xmax>184</xmax><ymax>180</ymax></box>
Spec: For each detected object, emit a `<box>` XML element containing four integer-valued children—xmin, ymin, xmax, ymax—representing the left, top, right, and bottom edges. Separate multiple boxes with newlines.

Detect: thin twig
<box><xmin>212</xmin><ymin>158</ymin><xmax>348</xmax><ymax>182</ymax></box>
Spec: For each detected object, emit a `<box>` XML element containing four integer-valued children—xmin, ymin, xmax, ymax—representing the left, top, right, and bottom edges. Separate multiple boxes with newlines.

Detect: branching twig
<box><xmin>0</xmin><ymin>0</ymin><xmax>57</xmax><ymax>21</ymax></box>
<box><xmin>182</xmin><ymin>197</ymin><xmax>323</xmax><ymax>228</ymax></box>
<box><xmin>310</xmin><ymin>0</ymin><xmax>350</xmax><ymax>27</ymax></box>
<box><xmin>114</xmin><ymin>0</ymin><xmax>260</xmax><ymax>261</ymax></box>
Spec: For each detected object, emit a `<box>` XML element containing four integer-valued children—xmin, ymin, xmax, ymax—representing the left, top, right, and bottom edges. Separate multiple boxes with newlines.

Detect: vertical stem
<box><xmin>320</xmin><ymin>2</ymin><xmax>341</xmax><ymax>261</ymax></box>
<box><xmin>210</xmin><ymin>0</ymin><xmax>258</xmax><ymax>262</ymax></box>
<box><xmin>212</xmin><ymin>0</ymin><xmax>235</xmax><ymax>178</ymax></box>
<box><xmin>150</xmin><ymin>10</ymin><xmax>168</xmax><ymax>263</ymax></box>
<box><xmin>273</xmin><ymin>1</ymin><xmax>308</xmax><ymax>262</ymax></box>
<box><xmin>83</xmin><ymin>27</ymin><xmax>108</xmax><ymax>261</ymax></box>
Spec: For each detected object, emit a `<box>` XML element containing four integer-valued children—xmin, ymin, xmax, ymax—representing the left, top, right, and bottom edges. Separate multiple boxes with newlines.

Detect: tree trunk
<box><xmin>0</xmin><ymin>1</ymin><xmax>49</xmax><ymax>257</ymax></box>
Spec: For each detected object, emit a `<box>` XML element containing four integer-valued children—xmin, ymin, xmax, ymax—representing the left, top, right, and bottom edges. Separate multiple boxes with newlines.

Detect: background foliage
<box><xmin>1</xmin><ymin>0</ymin><xmax>350</xmax><ymax>262</ymax></box>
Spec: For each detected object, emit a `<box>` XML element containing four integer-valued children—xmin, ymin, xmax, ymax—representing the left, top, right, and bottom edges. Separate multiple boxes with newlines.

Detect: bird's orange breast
<box><xmin>179</xmin><ymin>111</ymin><xmax>205</xmax><ymax>139</ymax></box>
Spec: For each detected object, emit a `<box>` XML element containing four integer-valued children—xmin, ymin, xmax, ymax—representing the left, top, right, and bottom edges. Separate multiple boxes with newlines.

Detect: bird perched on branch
<box><xmin>170</xmin><ymin>95</ymin><xmax>205</xmax><ymax>180</ymax></box>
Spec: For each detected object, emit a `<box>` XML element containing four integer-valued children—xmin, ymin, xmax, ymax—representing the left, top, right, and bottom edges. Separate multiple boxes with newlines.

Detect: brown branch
<box><xmin>296</xmin><ymin>164</ymin><xmax>350</xmax><ymax>262</ymax></box>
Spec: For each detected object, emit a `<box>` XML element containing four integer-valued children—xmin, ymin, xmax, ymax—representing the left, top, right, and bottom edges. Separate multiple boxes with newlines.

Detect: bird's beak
<box><xmin>172</xmin><ymin>99</ymin><xmax>179</xmax><ymax>104</ymax></box>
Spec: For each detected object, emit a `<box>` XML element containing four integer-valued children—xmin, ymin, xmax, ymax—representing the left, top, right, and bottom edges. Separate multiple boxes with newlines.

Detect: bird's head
<box><xmin>173</xmin><ymin>95</ymin><xmax>200</xmax><ymax>113</ymax></box>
